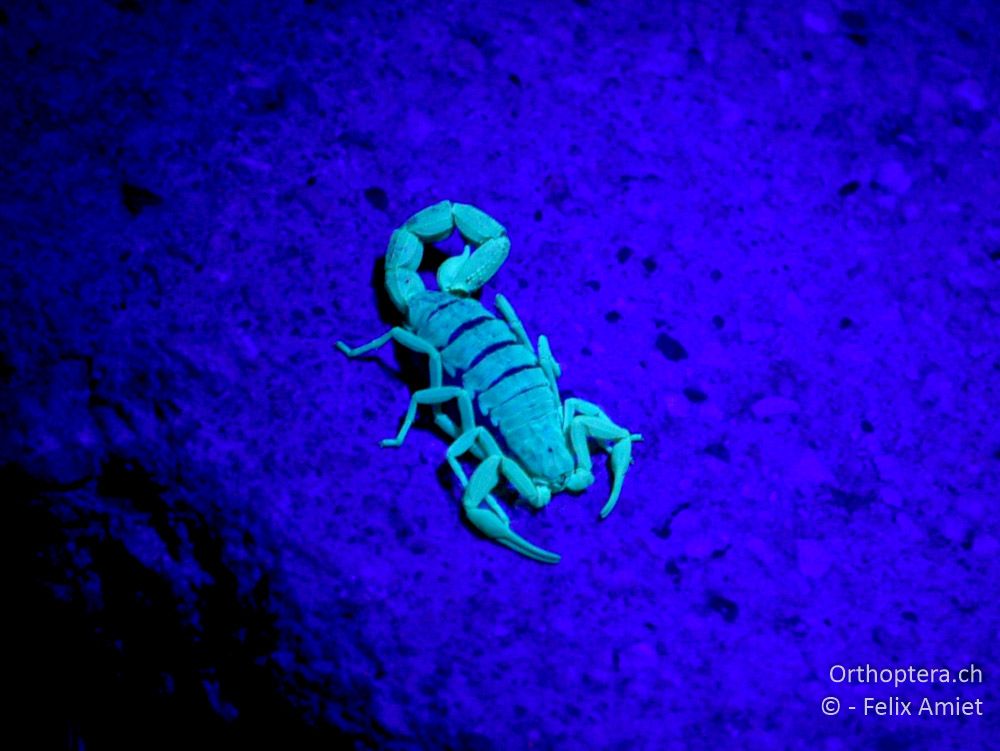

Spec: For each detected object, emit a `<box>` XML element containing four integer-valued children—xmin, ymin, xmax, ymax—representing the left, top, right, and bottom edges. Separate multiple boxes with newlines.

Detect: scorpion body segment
<box><xmin>337</xmin><ymin>201</ymin><xmax>642</xmax><ymax>563</ymax></box>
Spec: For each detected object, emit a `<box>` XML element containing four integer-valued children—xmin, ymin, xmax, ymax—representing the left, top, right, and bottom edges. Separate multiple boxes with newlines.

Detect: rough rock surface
<box><xmin>2</xmin><ymin>1</ymin><xmax>998</xmax><ymax>748</ymax></box>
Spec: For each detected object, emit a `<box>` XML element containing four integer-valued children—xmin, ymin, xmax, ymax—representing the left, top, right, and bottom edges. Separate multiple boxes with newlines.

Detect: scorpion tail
<box><xmin>437</xmin><ymin>202</ymin><xmax>509</xmax><ymax>295</ymax></box>
<box><xmin>386</xmin><ymin>200</ymin><xmax>455</xmax><ymax>314</ymax></box>
<box><xmin>385</xmin><ymin>227</ymin><xmax>425</xmax><ymax>315</ymax></box>
<box><xmin>385</xmin><ymin>200</ymin><xmax>511</xmax><ymax>314</ymax></box>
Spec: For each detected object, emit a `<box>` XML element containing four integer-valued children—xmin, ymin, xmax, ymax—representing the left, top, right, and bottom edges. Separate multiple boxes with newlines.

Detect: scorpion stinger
<box><xmin>336</xmin><ymin>201</ymin><xmax>643</xmax><ymax>562</ymax></box>
<box><xmin>384</xmin><ymin>200</ymin><xmax>511</xmax><ymax>314</ymax></box>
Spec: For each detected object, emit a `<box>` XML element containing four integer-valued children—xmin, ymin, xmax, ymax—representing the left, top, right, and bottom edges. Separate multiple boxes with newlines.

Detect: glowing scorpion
<box><xmin>337</xmin><ymin>201</ymin><xmax>642</xmax><ymax>562</ymax></box>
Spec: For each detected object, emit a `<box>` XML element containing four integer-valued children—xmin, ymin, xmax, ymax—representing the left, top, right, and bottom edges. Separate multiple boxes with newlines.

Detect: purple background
<box><xmin>2</xmin><ymin>0</ymin><xmax>998</xmax><ymax>748</ymax></box>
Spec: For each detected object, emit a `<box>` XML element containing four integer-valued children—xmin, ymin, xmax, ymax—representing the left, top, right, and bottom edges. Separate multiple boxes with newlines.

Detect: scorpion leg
<box><xmin>560</xmin><ymin>398</ymin><xmax>606</xmax><ymax>489</ymax></box>
<box><xmin>562</xmin><ymin>397</ymin><xmax>611</xmax><ymax>433</ymax></box>
<box><xmin>433</xmin><ymin>412</ymin><xmax>488</xmax><ymax>462</ymax></box>
<box><xmin>463</xmin><ymin>455</ymin><xmax>561</xmax><ymax>564</ymax></box>
<box><xmin>495</xmin><ymin>294</ymin><xmax>561</xmax><ymax>397</ymax></box>
<box><xmin>537</xmin><ymin>335</ymin><xmax>562</xmax><ymax>396</ymax></box>
<box><xmin>564</xmin><ymin>399</ymin><xmax>643</xmax><ymax>517</ymax></box>
<box><xmin>338</xmin><ymin>327</ymin><xmax>463</xmax><ymax>444</ymax></box>
<box><xmin>567</xmin><ymin>411</ymin><xmax>643</xmax><ymax>519</ymax></box>
<box><xmin>381</xmin><ymin>386</ymin><xmax>475</xmax><ymax>448</ymax></box>
<box><xmin>494</xmin><ymin>294</ymin><xmax>533</xmax><ymax>350</ymax></box>
<box><xmin>445</xmin><ymin>426</ymin><xmax>508</xmax><ymax>525</ymax></box>
<box><xmin>337</xmin><ymin>328</ymin><xmax>441</xmax><ymax>387</ymax></box>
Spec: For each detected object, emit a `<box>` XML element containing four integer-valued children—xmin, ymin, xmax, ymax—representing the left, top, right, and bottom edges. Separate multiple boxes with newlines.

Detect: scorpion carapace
<box><xmin>337</xmin><ymin>201</ymin><xmax>642</xmax><ymax>563</ymax></box>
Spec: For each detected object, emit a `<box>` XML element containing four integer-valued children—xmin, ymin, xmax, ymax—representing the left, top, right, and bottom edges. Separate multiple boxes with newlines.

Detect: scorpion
<box><xmin>337</xmin><ymin>201</ymin><xmax>642</xmax><ymax>563</ymax></box>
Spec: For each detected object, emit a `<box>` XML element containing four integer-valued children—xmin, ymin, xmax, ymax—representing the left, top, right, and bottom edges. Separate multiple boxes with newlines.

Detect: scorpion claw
<box><xmin>465</xmin><ymin>507</ymin><xmax>561</xmax><ymax>564</ymax></box>
<box><xmin>599</xmin><ymin>434</ymin><xmax>640</xmax><ymax>519</ymax></box>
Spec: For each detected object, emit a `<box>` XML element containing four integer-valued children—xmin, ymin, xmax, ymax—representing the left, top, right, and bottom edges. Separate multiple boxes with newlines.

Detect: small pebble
<box><xmin>121</xmin><ymin>182</ymin><xmax>163</xmax><ymax>216</ymax></box>
<box><xmin>703</xmin><ymin>442</ymin><xmax>730</xmax><ymax>462</ymax></box>
<box><xmin>363</xmin><ymin>186</ymin><xmax>388</xmax><ymax>210</ymax></box>
<box><xmin>830</xmin><ymin>487</ymin><xmax>874</xmax><ymax>512</ymax></box>
<box><xmin>706</xmin><ymin>592</ymin><xmax>739</xmax><ymax>623</ymax></box>
<box><xmin>656</xmin><ymin>333</ymin><xmax>688</xmax><ymax>361</ymax></box>
<box><xmin>838</xmin><ymin>180</ymin><xmax>860</xmax><ymax>197</ymax></box>
<box><xmin>683</xmin><ymin>387</ymin><xmax>707</xmax><ymax>403</ymax></box>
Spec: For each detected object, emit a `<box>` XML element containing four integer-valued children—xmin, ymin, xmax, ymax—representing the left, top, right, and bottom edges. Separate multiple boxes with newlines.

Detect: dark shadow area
<box><xmin>5</xmin><ymin>462</ymin><xmax>361</xmax><ymax>750</ymax></box>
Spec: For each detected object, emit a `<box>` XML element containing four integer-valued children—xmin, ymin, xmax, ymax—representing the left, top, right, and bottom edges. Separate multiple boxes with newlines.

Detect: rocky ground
<box><xmin>2</xmin><ymin>0</ymin><xmax>998</xmax><ymax>748</ymax></box>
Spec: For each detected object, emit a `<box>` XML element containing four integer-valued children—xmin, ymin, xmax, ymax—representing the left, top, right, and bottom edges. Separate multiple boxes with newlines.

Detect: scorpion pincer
<box><xmin>337</xmin><ymin>200</ymin><xmax>642</xmax><ymax>563</ymax></box>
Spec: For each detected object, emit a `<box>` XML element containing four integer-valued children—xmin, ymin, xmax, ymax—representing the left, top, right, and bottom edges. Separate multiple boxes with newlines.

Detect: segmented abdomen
<box><xmin>409</xmin><ymin>291</ymin><xmax>561</xmax><ymax>432</ymax></box>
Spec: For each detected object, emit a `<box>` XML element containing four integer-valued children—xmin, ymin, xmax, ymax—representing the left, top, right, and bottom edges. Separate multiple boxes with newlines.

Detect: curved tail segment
<box><xmin>385</xmin><ymin>200</ymin><xmax>511</xmax><ymax>315</ymax></box>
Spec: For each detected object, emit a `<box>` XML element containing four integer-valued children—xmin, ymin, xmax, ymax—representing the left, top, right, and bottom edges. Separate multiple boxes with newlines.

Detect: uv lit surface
<box><xmin>2</xmin><ymin>1</ymin><xmax>998</xmax><ymax>749</ymax></box>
